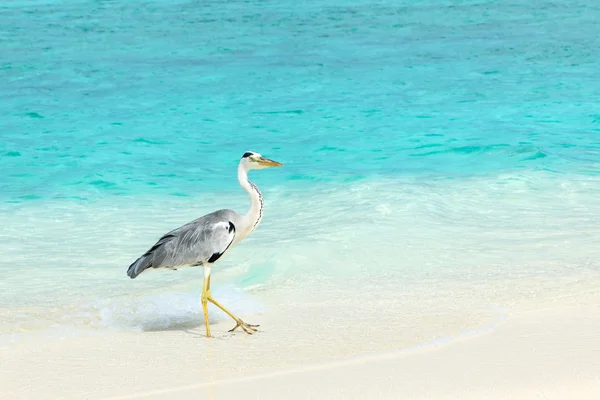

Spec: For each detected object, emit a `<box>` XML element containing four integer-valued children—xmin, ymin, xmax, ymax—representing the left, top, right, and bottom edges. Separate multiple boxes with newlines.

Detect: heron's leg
<box><xmin>203</xmin><ymin>266</ymin><xmax>258</xmax><ymax>335</ymax></box>
<box><xmin>206</xmin><ymin>295</ymin><xmax>259</xmax><ymax>335</ymax></box>
<box><xmin>201</xmin><ymin>267</ymin><xmax>211</xmax><ymax>337</ymax></box>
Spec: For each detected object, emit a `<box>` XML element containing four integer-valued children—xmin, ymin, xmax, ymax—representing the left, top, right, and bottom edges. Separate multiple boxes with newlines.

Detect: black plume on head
<box><xmin>242</xmin><ymin>152</ymin><xmax>254</xmax><ymax>158</ymax></box>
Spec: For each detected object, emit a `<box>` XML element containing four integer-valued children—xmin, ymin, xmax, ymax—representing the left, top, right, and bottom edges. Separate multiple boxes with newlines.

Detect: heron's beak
<box><xmin>258</xmin><ymin>157</ymin><xmax>283</xmax><ymax>167</ymax></box>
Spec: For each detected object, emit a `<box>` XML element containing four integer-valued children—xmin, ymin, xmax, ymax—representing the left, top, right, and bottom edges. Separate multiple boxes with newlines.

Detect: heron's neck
<box><xmin>238</xmin><ymin>164</ymin><xmax>263</xmax><ymax>235</ymax></box>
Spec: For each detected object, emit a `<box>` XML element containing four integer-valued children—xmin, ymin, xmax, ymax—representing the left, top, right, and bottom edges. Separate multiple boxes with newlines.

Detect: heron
<box><xmin>127</xmin><ymin>151</ymin><xmax>283</xmax><ymax>337</ymax></box>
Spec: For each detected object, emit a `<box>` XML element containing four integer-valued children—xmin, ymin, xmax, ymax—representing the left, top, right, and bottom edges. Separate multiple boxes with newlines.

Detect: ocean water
<box><xmin>1</xmin><ymin>0</ymin><xmax>600</xmax><ymax>348</ymax></box>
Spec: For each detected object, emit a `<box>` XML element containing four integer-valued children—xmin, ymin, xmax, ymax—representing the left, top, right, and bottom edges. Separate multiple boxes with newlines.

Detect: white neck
<box><xmin>238</xmin><ymin>163</ymin><xmax>264</xmax><ymax>237</ymax></box>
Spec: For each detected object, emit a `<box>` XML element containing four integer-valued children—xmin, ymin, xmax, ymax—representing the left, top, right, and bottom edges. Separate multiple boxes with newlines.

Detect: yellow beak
<box><xmin>258</xmin><ymin>157</ymin><xmax>283</xmax><ymax>167</ymax></box>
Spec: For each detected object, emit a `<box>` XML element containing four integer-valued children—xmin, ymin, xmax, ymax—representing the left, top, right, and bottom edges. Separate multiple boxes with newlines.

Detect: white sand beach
<box><xmin>2</xmin><ymin>295</ymin><xmax>599</xmax><ymax>400</ymax></box>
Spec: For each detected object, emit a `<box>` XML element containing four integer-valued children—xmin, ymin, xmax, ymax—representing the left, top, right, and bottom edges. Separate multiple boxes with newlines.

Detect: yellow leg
<box><xmin>201</xmin><ymin>272</ymin><xmax>211</xmax><ymax>338</ymax></box>
<box><xmin>207</xmin><ymin>295</ymin><xmax>259</xmax><ymax>335</ymax></box>
<box><xmin>202</xmin><ymin>266</ymin><xmax>258</xmax><ymax>335</ymax></box>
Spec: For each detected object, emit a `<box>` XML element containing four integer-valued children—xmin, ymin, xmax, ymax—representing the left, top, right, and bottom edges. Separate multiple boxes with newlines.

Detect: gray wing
<box><xmin>127</xmin><ymin>210</ymin><xmax>238</xmax><ymax>279</ymax></box>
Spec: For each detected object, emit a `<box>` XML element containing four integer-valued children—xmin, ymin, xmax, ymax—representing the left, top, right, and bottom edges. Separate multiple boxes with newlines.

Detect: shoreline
<box><xmin>105</xmin><ymin>314</ymin><xmax>511</xmax><ymax>400</ymax></box>
<box><xmin>2</xmin><ymin>301</ymin><xmax>599</xmax><ymax>399</ymax></box>
<box><xmin>112</xmin><ymin>305</ymin><xmax>600</xmax><ymax>400</ymax></box>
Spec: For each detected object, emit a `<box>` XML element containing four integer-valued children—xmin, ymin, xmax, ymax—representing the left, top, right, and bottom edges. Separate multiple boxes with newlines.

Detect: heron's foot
<box><xmin>228</xmin><ymin>319</ymin><xmax>259</xmax><ymax>335</ymax></box>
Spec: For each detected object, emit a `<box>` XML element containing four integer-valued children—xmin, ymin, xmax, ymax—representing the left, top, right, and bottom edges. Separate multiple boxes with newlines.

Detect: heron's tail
<box><xmin>127</xmin><ymin>255</ymin><xmax>152</xmax><ymax>279</ymax></box>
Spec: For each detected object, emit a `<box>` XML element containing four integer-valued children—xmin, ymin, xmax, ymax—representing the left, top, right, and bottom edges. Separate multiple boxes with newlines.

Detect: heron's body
<box><xmin>126</xmin><ymin>209</ymin><xmax>240</xmax><ymax>277</ymax></box>
<box><xmin>127</xmin><ymin>151</ymin><xmax>282</xmax><ymax>336</ymax></box>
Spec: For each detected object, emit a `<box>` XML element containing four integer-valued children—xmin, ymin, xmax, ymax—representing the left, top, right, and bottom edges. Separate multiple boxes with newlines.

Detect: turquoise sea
<box><xmin>1</xmin><ymin>0</ymin><xmax>599</xmax><ymax>347</ymax></box>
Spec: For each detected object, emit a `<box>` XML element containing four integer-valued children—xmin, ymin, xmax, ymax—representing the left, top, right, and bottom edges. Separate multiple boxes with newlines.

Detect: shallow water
<box><xmin>1</xmin><ymin>0</ymin><xmax>600</xmax><ymax>347</ymax></box>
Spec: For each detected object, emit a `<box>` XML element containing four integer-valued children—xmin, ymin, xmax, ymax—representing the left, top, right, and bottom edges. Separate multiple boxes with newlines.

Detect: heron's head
<box><xmin>240</xmin><ymin>151</ymin><xmax>283</xmax><ymax>170</ymax></box>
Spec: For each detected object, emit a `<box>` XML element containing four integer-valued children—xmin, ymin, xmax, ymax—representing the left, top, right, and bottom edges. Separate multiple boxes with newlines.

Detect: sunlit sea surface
<box><xmin>1</xmin><ymin>0</ymin><xmax>599</xmax><ymax>348</ymax></box>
